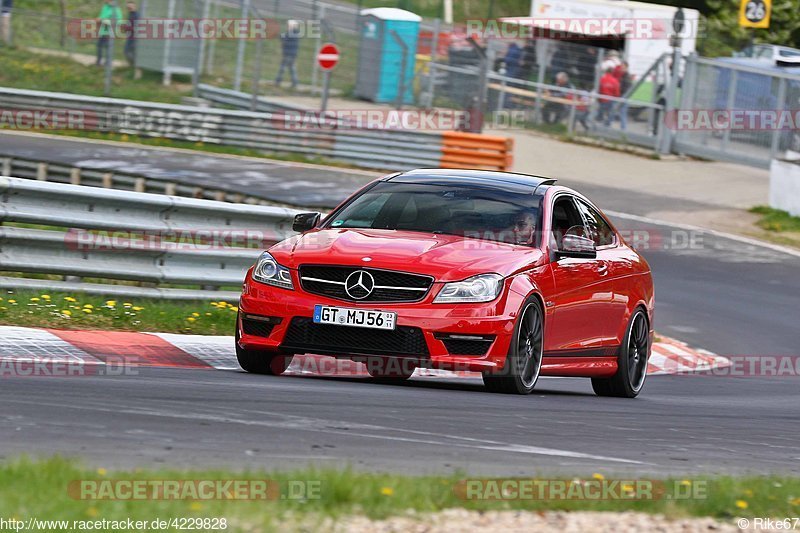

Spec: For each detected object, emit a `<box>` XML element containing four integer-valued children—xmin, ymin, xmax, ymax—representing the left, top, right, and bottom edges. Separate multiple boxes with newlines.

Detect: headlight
<box><xmin>434</xmin><ymin>274</ymin><xmax>503</xmax><ymax>303</ymax></box>
<box><xmin>252</xmin><ymin>252</ymin><xmax>293</xmax><ymax>290</ymax></box>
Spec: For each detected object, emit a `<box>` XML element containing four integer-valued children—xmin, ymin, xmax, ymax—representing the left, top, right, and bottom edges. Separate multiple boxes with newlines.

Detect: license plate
<box><xmin>313</xmin><ymin>305</ymin><xmax>396</xmax><ymax>331</ymax></box>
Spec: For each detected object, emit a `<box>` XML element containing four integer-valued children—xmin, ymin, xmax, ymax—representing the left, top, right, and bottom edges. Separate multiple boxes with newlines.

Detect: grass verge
<box><xmin>749</xmin><ymin>206</ymin><xmax>800</xmax><ymax>233</ymax></box>
<box><xmin>0</xmin><ymin>291</ymin><xmax>236</xmax><ymax>335</ymax></box>
<box><xmin>0</xmin><ymin>47</ymin><xmax>192</xmax><ymax>103</ymax></box>
<box><xmin>0</xmin><ymin>457</ymin><xmax>798</xmax><ymax>530</ymax></box>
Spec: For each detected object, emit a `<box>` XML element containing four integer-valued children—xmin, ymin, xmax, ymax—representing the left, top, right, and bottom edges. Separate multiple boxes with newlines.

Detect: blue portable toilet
<box><xmin>356</xmin><ymin>8</ymin><xmax>421</xmax><ymax>104</ymax></box>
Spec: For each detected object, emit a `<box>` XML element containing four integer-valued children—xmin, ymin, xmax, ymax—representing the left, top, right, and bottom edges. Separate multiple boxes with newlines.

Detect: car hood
<box><xmin>269</xmin><ymin>229</ymin><xmax>545</xmax><ymax>282</ymax></box>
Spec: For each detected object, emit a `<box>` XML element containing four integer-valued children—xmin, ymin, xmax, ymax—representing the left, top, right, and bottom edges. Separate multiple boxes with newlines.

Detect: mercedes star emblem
<box><xmin>345</xmin><ymin>270</ymin><xmax>375</xmax><ymax>300</ymax></box>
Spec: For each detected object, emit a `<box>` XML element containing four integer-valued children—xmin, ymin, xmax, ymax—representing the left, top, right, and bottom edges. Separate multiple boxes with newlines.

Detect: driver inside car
<box><xmin>507</xmin><ymin>210</ymin><xmax>537</xmax><ymax>245</ymax></box>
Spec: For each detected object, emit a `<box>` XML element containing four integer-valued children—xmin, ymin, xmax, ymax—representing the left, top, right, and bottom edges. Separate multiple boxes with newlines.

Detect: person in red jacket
<box><xmin>597</xmin><ymin>68</ymin><xmax>620</xmax><ymax>126</ymax></box>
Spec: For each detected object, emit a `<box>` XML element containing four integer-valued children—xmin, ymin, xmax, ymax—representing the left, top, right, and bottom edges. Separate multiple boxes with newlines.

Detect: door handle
<box><xmin>597</xmin><ymin>263</ymin><xmax>609</xmax><ymax>275</ymax></box>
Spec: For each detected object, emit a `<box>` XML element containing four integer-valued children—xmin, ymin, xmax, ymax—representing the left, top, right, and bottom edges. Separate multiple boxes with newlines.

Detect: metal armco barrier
<box><xmin>0</xmin><ymin>87</ymin><xmax>513</xmax><ymax>171</ymax></box>
<box><xmin>0</xmin><ymin>154</ymin><xmax>279</xmax><ymax>205</ymax></box>
<box><xmin>0</xmin><ymin>176</ymin><xmax>300</xmax><ymax>301</ymax></box>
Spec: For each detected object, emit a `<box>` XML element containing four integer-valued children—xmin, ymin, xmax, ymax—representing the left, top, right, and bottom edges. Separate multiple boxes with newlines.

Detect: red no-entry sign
<box><xmin>317</xmin><ymin>43</ymin><xmax>340</xmax><ymax>71</ymax></box>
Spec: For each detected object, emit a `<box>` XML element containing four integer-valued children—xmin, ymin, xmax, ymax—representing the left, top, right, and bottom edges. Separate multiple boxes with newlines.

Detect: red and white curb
<box><xmin>0</xmin><ymin>326</ymin><xmax>730</xmax><ymax>377</ymax></box>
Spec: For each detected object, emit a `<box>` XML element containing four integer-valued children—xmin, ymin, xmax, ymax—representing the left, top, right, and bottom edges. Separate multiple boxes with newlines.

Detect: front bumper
<box><xmin>237</xmin><ymin>272</ymin><xmax>521</xmax><ymax>373</ymax></box>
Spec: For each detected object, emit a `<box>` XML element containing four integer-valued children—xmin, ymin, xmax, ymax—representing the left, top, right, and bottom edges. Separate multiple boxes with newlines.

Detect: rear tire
<box><xmin>235</xmin><ymin>318</ymin><xmax>293</xmax><ymax>375</ymax></box>
<box><xmin>483</xmin><ymin>297</ymin><xmax>544</xmax><ymax>395</ymax></box>
<box><xmin>592</xmin><ymin>308</ymin><xmax>649</xmax><ymax>398</ymax></box>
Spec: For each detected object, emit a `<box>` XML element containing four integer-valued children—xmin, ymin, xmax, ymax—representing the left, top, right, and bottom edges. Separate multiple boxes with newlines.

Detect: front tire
<box><xmin>483</xmin><ymin>298</ymin><xmax>544</xmax><ymax>395</ymax></box>
<box><xmin>592</xmin><ymin>308</ymin><xmax>650</xmax><ymax>398</ymax></box>
<box><xmin>235</xmin><ymin>319</ymin><xmax>293</xmax><ymax>375</ymax></box>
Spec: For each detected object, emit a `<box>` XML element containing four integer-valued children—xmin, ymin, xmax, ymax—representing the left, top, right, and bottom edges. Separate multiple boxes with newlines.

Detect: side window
<box><xmin>576</xmin><ymin>199</ymin><xmax>615</xmax><ymax>247</ymax></box>
<box><xmin>550</xmin><ymin>196</ymin><xmax>585</xmax><ymax>249</ymax></box>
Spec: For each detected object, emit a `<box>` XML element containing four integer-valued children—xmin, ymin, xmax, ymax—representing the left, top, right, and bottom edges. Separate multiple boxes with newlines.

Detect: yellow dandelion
<box><xmin>186</xmin><ymin>317</ymin><xmax>196</xmax><ymax>323</ymax></box>
<box><xmin>735</xmin><ymin>500</ymin><xmax>748</xmax><ymax>510</ymax></box>
<box><xmin>64</xmin><ymin>297</ymin><xmax>77</xmax><ymax>302</ymax></box>
<box><xmin>62</xmin><ymin>310</ymin><xmax>72</xmax><ymax>316</ymax></box>
<box><xmin>106</xmin><ymin>300</ymin><xmax>117</xmax><ymax>307</ymax></box>
<box><xmin>205</xmin><ymin>313</ymin><xmax>212</xmax><ymax>316</ymax></box>
<box><xmin>191</xmin><ymin>312</ymin><xmax>200</xmax><ymax>317</ymax></box>
<box><xmin>86</xmin><ymin>507</ymin><xmax>98</xmax><ymax>518</ymax></box>
<box><xmin>592</xmin><ymin>473</ymin><xmax>605</xmax><ymax>481</ymax></box>
<box><xmin>82</xmin><ymin>308</ymin><xmax>93</xmax><ymax>314</ymax></box>
<box><xmin>622</xmin><ymin>484</ymin><xmax>634</xmax><ymax>493</ymax></box>
<box><xmin>83</xmin><ymin>304</ymin><xmax>94</xmax><ymax>309</ymax></box>
<box><xmin>41</xmin><ymin>295</ymin><xmax>51</xmax><ymax>300</ymax></box>
<box><xmin>744</xmin><ymin>489</ymin><xmax>754</xmax><ymax>497</ymax></box>
<box><xmin>123</xmin><ymin>302</ymin><xmax>132</xmax><ymax>307</ymax></box>
<box><xmin>30</xmin><ymin>297</ymin><xmax>40</xmax><ymax>302</ymax></box>
<box><xmin>680</xmin><ymin>480</ymin><xmax>691</xmax><ymax>486</ymax></box>
<box><xmin>133</xmin><ymin>306</ymin><xmax>144</xmax><ymax>312</ymax></box>
<box><xmin>190</xmin><ymin>502</ymin><xmax>203</xmax><ymax>511</ymax></box>
<box><xmin>0</xmin><ymin>306</ymin><xmax>7</xmax><ymax>311</ymax></box>
<box><xmin>8</xmin><ymin>299</ymin><xmax>17</xmax><ymax>304</ymax></box>
<box><xmin>380</xmin><ymin>487</ymin><xmax>394</xmax><ymax>496</ymax></box>
<box><xmin>97</xmin><ymin>468</ymin><xmax>107</xmax><ymax>476</ymax></box>
<box><xmin>789</xmin><ymin>497</ymin><xmax>800</xmax><ymax>506</ymax></box>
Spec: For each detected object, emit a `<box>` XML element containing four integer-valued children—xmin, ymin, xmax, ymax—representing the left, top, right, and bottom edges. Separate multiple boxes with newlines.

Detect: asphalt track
<box><xmin>1</xmin><ymin>132</ymin><xmax>799</xmax><ymax>475</ymax></box>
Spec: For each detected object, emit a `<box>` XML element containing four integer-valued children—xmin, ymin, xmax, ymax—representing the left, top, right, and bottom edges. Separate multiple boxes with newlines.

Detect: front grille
<box><xmin>299</xmin><ymin>265</ymin><xmax>433</xmax><ymax>303</ymax></box>
<box><xmin>242</xmin><ymin>319</ymin><xmax>276</xmax><ymax>338</ymax></box>
<box><xmin>281</xmin><ymin>318</ymin><xmax>429</xmax><ymax>357</ymax></box>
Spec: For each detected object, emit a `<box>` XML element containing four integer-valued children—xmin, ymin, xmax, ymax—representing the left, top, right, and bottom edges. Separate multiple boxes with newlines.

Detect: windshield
<box><xmin>325</xmin><ymin>182</ymin><xmax>543</xmax><ymax>245</ymax></box>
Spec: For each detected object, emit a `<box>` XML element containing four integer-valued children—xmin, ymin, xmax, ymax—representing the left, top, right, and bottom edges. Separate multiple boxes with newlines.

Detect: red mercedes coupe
<box><xmin>237</xmin><ymin>169</ymin><xmax>654</xmax><ymax>397</ymax></box>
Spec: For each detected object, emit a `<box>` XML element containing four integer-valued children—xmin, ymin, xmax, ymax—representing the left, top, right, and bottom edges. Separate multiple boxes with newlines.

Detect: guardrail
<box><xmin>0</xmin><ymin>154</ymin><xmax>288</xmax><ymax>206</ymax></box>
<box><xmin>0</xmin><ymin>87</ymin><xmax>452</xmax><ymax>170</ymax></box>
<box><xmin>0</xmin><ymin>176</ymin><xmax>300</xmax><ymax>301</ymax></box>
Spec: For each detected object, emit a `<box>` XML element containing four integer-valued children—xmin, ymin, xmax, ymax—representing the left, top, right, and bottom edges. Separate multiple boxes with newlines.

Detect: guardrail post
<box><xmin>165</xmin><ymin>183</ymin><xmax>177</xmax><ymax>196</ymax></box>
<box><xmin>36</xmin><ymin>163</ymin><xmax>48</xmax><ymax>181</ymax></box>
<box><xmin>70</xmin><ymin>168</ymin><xmax>81</xmax><ymax>185</ymax></box>
<box><xmin>214</xmin><ymin>191</ymin><xmax>226</xmax><ymax>202</ymax></box>
<box><xmin>134</xmin><ymin>178</ymin><xmax>146</xmax><ymax>192</ymax></box>
<box><xmin>102</xmin><ymin>173</ymin><xmax>114</xmax><ymax>188</ymax></box>
<box><xmin>1</xmin><ymin>158</ymin><xmax>10</xmax><ymax>176</ymax></box>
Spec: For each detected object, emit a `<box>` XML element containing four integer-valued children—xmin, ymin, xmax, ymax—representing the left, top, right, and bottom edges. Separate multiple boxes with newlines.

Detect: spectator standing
<box><xmin>503</xmin><ymin>42</ymin><xmax>521</xmax><ymax>79</ymax></box>
<box><xmin>96</xmin><ymin>0</ymin><xmax>122</xmax><ymax>67</ymax></box>
<box><xmin>275</xmin><ymin>19</ymin><xmax>301</xmax><ymax>89</ymax></box>
<box><xmin>613</xmin><ymin>61</ymin><xmax>632</xmax><ymax>130</ymax></box>
<box><xmin>124</xmin><ymin>1</ymin><xmax>138</xmax><ymax>66</ymax></box>
<box><xmin>543</xmin><ymin>72</ymin><xmax>574</xmax><ymax>124</ymax></box>
<box><xmin>0</xmin><ymin>0</ymin><xmax>12</xmax><ymax>46</ymax></box>
<box><xmin>597</xmin><ymin>67</ymin><xmax>620</xmax><ymax>126</ymax></box>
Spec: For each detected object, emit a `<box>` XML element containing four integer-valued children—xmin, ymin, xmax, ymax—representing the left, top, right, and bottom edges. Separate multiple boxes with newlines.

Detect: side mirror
<box><xmin>558</xmin><ymin>234</ymin><xmax>597</xmax><ymax>259</ymax></box>
<box><xmin>292</xmin><ymin>212</ymin><xmax>321</xmax><ymax>233</ymax></box>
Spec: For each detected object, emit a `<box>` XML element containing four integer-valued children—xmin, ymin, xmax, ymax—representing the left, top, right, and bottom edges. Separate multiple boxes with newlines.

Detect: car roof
<box><xmin>384</xmin><ymin>168</ymin><xmax>557</xmax><ymax>193</ymax></box>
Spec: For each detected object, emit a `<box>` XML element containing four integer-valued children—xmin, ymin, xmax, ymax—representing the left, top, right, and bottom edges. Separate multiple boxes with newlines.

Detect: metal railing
<box><xmin>0</xmin><ymin>86</ymin><xmax>443</xmax><ymax>170</ymax></box>
<box><xmin>0</xmin><ymin>154</ymin><xmax>284</xmax><ymax>206</ymax></box>
<box><xmin>0</xmin><ymin>176</ymin><xmax>300</xmax><ymax>301</ymax></box>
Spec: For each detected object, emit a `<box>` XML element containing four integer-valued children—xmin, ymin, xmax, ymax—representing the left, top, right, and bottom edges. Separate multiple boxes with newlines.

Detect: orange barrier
<box><xmin>440</xmin><ymin>131</ymin><xmax>514</xmax><ymax>171</ymax></box>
